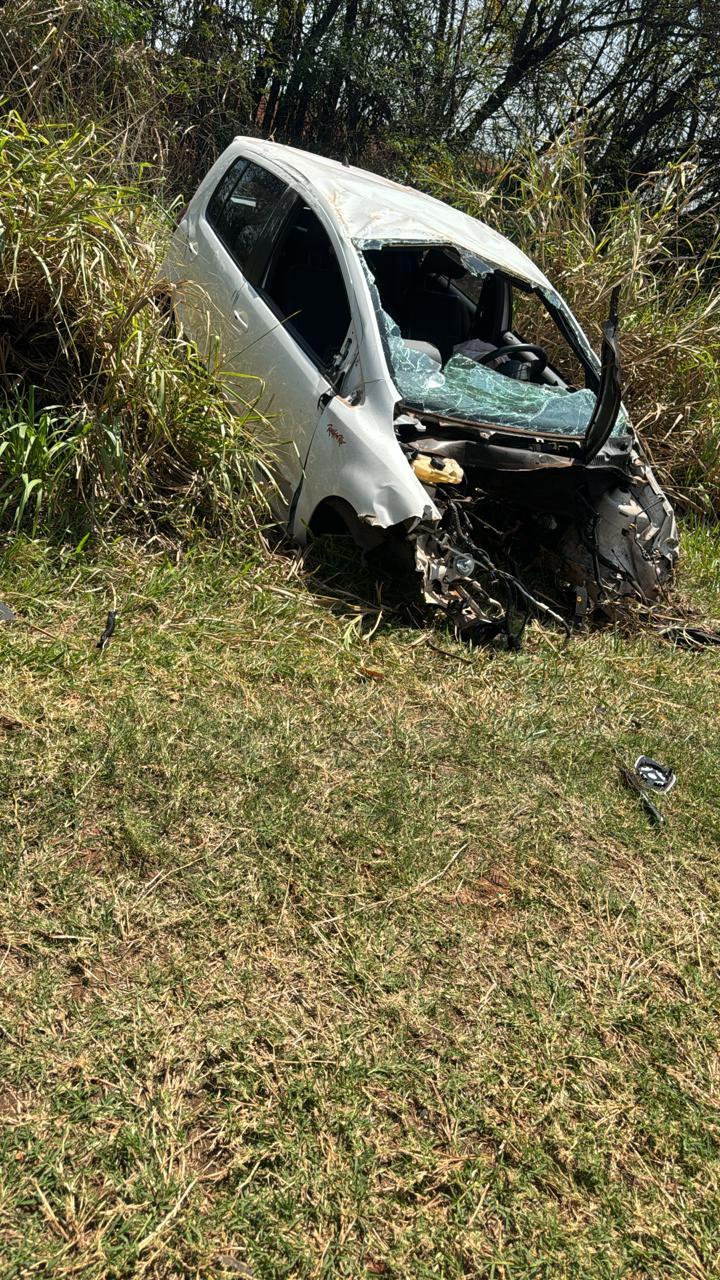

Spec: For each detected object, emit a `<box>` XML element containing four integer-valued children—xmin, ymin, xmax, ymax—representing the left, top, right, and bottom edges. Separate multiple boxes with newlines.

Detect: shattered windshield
<box><xmin>361</xmin><ymin>246</ymin><xmax>629</xmax><ymax>438</ymax></box>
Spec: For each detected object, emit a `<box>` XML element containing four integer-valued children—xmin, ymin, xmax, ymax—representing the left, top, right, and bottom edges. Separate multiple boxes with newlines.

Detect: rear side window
<box><xmin>206</xmin><ymin>158</ymin><xmax>289</xmax><ymax>277</ymax></box>
<box><xmin>263</xmin><ymin>204</ymin><xmax>352</xmax><ymax>372</ymax></box>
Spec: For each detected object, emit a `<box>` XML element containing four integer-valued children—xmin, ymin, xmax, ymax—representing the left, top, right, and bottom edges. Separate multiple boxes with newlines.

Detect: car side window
<box><xmin>206</xmin><ymin>158</ymin><xmax>290</xmax><ymax>280</ymax></box>
<box><xmin>262</xmin><ymin>203</ymin><xmax>352</xmax><ymax>372</ymax></box>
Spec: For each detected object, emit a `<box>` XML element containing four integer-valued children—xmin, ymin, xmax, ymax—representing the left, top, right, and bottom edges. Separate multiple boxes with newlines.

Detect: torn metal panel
<box><xmin>227</xmin><ymin>137</ymin><xmax>551</xmax><ymax>288</ymax></box>
<box><xmin>582</xmin><ymin>285</ymin><xmax>624</xmax><ymax>461</ymax></box>
<box><xmin>407</xmin><ymin>456</ymin><xmax>677</xmax><ymax>639</ymax></box>
<box><xmin>558</xmin><ymin>455</ymin><xmax>679</xmax><ymax>606</ymax></box>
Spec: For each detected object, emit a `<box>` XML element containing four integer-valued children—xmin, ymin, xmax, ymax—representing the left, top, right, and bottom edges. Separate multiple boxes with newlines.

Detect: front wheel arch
<box><xmin>308</xmin><ymin>496</ymin><xmax>384</xmax><ymax>549</ymax></box>
<box><xmin>307</xmin><ymin>498</ymin><xmax>416</xmax><ymax>575</ymax></box>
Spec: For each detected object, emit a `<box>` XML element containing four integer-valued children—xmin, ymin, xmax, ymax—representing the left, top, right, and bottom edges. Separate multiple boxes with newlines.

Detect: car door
<box><xmin>246</xmin><ymin>194</ymin><xmax>364</xmax><ymax>513</ymax></box>
<box><xmin>182</xmin><ymin>154</ymin><xmax>292</xmax><ymax>383</ymax></box>
<box><xmin>190</xmin><ymin>157</ymin><xmax>358</xmax><ymax>513</ymax></box>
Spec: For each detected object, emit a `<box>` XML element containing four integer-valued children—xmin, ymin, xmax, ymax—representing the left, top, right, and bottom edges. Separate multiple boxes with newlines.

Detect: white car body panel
<box><xmin>224</xmin><ymin>138</ymin><xmax>550</xmax><ymax>290</ymax></box>
<box><xmin>292</xmin><ymin>381</ymin><xmax>438</xmax><ymax>539</ymax></box>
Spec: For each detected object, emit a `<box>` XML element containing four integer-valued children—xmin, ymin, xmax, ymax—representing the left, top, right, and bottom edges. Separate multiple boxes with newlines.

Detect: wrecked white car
<box><xmin>162</xmin><ymin>138</ymin><xmax>678</xmax><ymax>640</ymax></box>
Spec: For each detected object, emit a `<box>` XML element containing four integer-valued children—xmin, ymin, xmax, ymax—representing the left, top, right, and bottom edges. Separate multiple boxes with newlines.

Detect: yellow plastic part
<box><xmin>411</xmin><ymin>453</ymin><xmax>464</xmax><ymax>486</ymax></box>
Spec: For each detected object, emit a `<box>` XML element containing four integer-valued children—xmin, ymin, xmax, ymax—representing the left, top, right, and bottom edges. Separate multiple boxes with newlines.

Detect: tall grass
<box><xmin>0</xmin><ymin>113</ymin><xmax>267</xmax><ymax>536</ymax></box>
<box><xmin>0</xmin><ymin>0</ymin><xmax>249</xmax><ymax>197</ymax></box>
<box><xmin>419</xmin><ymin>135</ymin><xmax>720</xmax><ymax>515</ymax></box>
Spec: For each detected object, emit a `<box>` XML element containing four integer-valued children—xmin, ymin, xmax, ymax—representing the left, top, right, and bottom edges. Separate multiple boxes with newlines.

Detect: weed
<box><xmin>0</xmin><ymin>113</ymin><xmax>269</xmax><ymax>537</ymax></box>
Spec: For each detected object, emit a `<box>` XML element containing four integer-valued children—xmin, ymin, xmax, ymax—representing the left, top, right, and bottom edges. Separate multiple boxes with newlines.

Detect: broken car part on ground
<box><xmin>161</xmin><ymin>140</ymin><xmax>678</xmax><ymax>641</ymax></box>
<box><xmin>620</xmin><ymin>755</ymin><xmax>677</xmax><ymax>826</ymax></box>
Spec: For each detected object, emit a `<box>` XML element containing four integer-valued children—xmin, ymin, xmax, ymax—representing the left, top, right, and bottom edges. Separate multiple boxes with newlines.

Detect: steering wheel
<box><xmin>478</xmin><ymin>343</ymin><xmax>549</xmax><ymax>378</ymax></box>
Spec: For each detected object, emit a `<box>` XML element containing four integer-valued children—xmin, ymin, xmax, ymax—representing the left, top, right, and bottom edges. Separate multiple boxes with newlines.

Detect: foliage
<box><xmin>0</xmin><ymin>0</ymin><xmax>251</xmax><ymax>196</ymax></box>
<box><xmin>1</xmin><ymin>0</ymin><xmax>718</xmax><ymax>211</ymax></box>
<box><xmin>418</xmin><ymin>134</ymin><xmax>720</xmax><ymax>514</ymax></box>
<box><xmin>0</xmin><ymin>114</ymin><xmax>267</xmax><ymax>536</ymax></box>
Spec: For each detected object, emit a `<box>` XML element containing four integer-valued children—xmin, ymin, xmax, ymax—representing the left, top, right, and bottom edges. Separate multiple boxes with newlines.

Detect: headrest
<box><xmin>422</xmin><ymin>248</ymin><xmax>466</xmax><ymax>280</ymax></box>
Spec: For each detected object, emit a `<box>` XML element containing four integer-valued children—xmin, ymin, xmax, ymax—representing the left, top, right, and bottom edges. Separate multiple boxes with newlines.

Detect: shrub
<box><xmin>0</xmin><ymin>0</ymin><xmax>251</xmax><ymax>198</ymax></box>
<box><xmin>0</xmin><ymin>113</ymin><xmax>267</xmax><ymax>537</ymax></box>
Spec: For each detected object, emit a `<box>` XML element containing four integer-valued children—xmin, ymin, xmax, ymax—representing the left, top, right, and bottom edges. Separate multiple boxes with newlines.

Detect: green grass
<box><xmin>1</xmin><ymin>528</ymin><xmax>720</xmax><ymax>1278</ymax></box>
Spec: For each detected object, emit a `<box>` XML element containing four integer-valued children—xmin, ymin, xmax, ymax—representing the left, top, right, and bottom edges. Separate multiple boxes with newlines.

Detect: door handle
<box><xmin>232</xmin><ymin>309</ymin><xmax>249</xmax><ymax>332</ymax></box>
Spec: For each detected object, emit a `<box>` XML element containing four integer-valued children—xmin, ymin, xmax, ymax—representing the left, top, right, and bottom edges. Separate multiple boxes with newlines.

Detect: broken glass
<box><xmin>376</xmin><ymin>306</ymin><xmax>629</xmax><ymax>437</ymax></box>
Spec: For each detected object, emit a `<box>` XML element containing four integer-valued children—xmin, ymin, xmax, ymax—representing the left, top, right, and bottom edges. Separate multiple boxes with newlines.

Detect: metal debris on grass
<box><xmin>97</xmin><ymin>610</ymin><xmax>117</xmax><ymax>652</ymax></box>
<box><xmin>620</xmin><ymin>754</ymin><xmax>676</xmax><ymax>825</ymax></box>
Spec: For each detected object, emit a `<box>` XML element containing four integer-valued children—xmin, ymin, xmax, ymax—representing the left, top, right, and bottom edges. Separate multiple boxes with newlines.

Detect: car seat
<box><xmin>406</xmin><ymin>249</ymin><xmax>471</xmax><ymax>364</ymax></box>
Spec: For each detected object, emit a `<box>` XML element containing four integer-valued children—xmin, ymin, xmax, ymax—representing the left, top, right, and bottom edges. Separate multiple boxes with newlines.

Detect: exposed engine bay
<box><xmin>360</xmin><ymin>244</ymin><xmax>679</xmax><ymax>642</ymax></box>
<box><xmin>402</xmin><ymin>426</ymin><xmax>678</xmax><ymax>643</ymax></box>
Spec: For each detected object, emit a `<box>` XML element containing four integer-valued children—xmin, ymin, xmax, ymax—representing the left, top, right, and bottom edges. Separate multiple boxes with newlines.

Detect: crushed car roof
<box><xmin>232</xmin><ymin>137</ymin><xmax>550</xmax><ymax>290</ymax></box>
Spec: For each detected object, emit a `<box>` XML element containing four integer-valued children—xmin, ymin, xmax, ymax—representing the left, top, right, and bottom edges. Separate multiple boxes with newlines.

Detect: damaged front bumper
<box><xmin>413</xmin><ymin>516</ymin><xmax>567</xmax><ymax>645</ymax></box>
<box><xmin>407</xmin><ymin>438</ymin><xmax>678</xmax><ymax>643</ymax></box>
